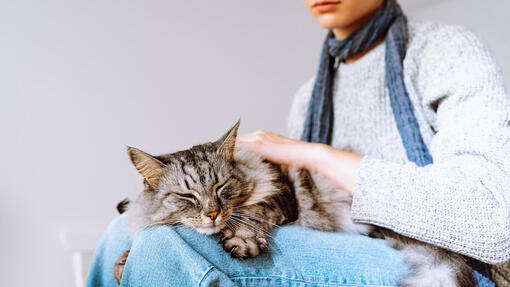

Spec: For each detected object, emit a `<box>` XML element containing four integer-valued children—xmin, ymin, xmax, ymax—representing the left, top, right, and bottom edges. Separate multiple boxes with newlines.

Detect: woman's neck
<box><xmin>332</xmin><ymin>13</ymin><xmax>374</xmax><ymax>40</ymax></box>
<box><xmin>342</xmin><ymin>36</ymin><xmax>385</xmax><ymax>64</ymax></box>
<box><xmin>332</xmin><ymin>5</ymin><xmax>383</xmax><ymax>64</ymax></box>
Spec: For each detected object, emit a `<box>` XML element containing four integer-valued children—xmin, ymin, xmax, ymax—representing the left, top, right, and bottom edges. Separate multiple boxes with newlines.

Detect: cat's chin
<box><xmin>194</xmin><ymin>226</ymin><xmax>222</xmax><ymax>235</ymax></box>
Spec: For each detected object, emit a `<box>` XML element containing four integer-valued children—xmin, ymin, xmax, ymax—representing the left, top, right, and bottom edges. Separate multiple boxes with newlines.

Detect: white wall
<box><xmin>0</xmin><ymin>1</ymin><xmax>322</xmax><ymax>286</ymax></box>
<box><xmin>1</xmin><ymin>1</ymin><xmax>508</xmax><ymax>286</ymax></box>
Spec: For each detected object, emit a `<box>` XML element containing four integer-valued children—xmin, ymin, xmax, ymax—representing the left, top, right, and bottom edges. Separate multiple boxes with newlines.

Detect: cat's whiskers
<box><xmin>225</xmin><ymin>221</ymin><xmax>235</xmax><ymax>230</ymax></box>
<box><xmin>228</xmin><ymin>217</ymin><xmax>280</xmax><ymax>256</ymax></box>
<box><xmin>227</xmin><ymin>220</ymin><xmax>241</xmax><ymax>231</ymax></box>
<box><xmin>228</xmin><ymin>216</ymin><xmax>276</xmax><ymax>241</ymax></box>
<box><xmin>232</xmin><ymin>212</ymin><xmax>281</xmax><ymax>229</ymax></box>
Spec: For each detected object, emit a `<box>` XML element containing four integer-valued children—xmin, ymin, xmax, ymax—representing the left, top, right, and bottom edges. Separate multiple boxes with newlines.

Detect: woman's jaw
<box><xmin>304</xmin><ymin>0</ymin><xmax>384</xmax><ymax>39</ymax></box>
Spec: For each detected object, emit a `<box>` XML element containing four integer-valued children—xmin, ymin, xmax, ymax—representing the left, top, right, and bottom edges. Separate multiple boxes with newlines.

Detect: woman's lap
<box><xmin>87</xmin><ymin>214</ymin><xmax>494</xmax><ymax>287</ymax></box>
<box><xmin>87</xmin><ymin>214</ymin><xmax>411</xmax><ymax>286</ymax></box>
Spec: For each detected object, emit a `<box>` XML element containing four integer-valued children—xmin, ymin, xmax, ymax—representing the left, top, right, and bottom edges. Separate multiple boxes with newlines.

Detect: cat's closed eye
<box><xmin>176</xmin><ymin>193</ymin><xmax>196</xmax><ymax>200</ymax></box>
<box><xmin>215</xmin><ymin>182</ymin><xmax>227</xmax><ymax>193</ymax></box>
<box><xmin>215</xmin><ymin>176</ymin><xmax>233</xmax><ymax>193</ymax></box>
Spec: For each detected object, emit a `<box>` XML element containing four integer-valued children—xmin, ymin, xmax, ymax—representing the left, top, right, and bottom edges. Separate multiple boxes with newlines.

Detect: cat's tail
<box><xmin>116</xmin><ymin>198</ymin><xmax>130</xmax><ymax>214</ymax></box>
<box><xmin>379</xmin><ymin>228</ymin><xmax>477</xmax><ymax>287</ymax></box>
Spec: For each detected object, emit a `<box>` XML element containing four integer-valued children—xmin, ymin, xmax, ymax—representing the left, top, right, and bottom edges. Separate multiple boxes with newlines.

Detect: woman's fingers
<box><xmin>236</xmin><ymin>130</ymin><xmax>312</xmax><ymax>168</ymax></box>
<box><xmin>236</xmin><ymin>129</ymin><xmax>361</xmax><ymax>194</ymax></box>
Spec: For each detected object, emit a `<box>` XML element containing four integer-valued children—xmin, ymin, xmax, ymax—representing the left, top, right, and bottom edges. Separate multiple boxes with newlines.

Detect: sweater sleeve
<box><xmin>351</xmin><ymin>24</ymin><xmax>510</xmax><ymax>264</ymax></box>
<box><xmin>286</xmin><ymin>77</ymin><xmax>314</xmax><ymax>140</ymax></box>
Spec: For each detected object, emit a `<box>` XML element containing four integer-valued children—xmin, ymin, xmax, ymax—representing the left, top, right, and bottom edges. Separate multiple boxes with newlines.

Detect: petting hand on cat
<box><xmin>236</xmin><ymin>130</ymin><xmax>362</xmax><ymax>196</ymax></box>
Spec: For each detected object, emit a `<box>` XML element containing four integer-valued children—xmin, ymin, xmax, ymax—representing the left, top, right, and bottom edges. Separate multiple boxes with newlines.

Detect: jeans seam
<box><xmin>231</xmin><ymin>275</ymin><xmax>396</xmax><ymax>286</ymax></box>
<box><xmin>197</xmin><ymin>265</ymin><xmax>215</xmax><ymax>287</ymax></box>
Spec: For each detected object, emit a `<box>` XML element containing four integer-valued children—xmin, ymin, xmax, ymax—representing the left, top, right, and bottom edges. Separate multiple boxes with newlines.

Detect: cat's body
<box><xmin>114</xmin><ymin>122</ymin><xmax>476</xmax><ymax>287</ymax></box>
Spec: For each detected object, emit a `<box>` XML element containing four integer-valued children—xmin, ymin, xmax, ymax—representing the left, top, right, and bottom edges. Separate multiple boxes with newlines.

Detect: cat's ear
<box><xmin>127</xmin><ymin>147</ymin><xmax>165</xmax><ymax>188</ymax></box>
<box><xmin>216</xmin><ymin>120</ymin><xmax>240</xmax><ymax>161</ymax></box>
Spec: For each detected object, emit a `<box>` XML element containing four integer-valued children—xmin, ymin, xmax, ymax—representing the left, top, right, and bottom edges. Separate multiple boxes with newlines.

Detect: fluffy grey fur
<box><xmin>113</xmin><ymin>122</ymin><xmax>476</xmax><ymax>287</ymax></box>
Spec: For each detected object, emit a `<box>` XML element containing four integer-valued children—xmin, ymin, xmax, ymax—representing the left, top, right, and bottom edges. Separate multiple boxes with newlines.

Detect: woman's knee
<box><xmin>102</xmin><ymin>214</ymin><xmax>131</xmax><ymax>244</ymax></box>
<box><xmin>122</xmin><ymin>225</ymin><xmax>226</xmax><ymax>286</ymax></box>
<box><xmin>86</xmin><ymin>215</ymin><xmax>133</xmax><ymax>287</ymax></box>
<box><xmin>128</xmin><ymin>224</ymin><xmax>227</xmax><ymax>269</ymax></box>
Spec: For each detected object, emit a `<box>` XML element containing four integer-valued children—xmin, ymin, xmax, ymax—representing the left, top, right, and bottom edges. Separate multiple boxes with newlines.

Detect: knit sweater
<box><xmin>286</xmin><ymin>19</ymin><xmax>510</xmax><ymax>265</ymax></box>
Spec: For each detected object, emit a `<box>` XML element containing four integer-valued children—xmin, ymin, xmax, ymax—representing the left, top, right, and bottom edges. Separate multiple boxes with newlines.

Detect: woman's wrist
<box><xmin>294</xmin><ymin>142</ymin><xmax>324</xmax><ymax>170</ymax></box>
<box><xmin>307</xmin><ymin>143</ymin><xmax>362</xmax><ymax>196</ymax></box>
<box><xmin>303</xmin><ymin>143</ymin><xmax>329</xmax><ymax>171</ymax></box>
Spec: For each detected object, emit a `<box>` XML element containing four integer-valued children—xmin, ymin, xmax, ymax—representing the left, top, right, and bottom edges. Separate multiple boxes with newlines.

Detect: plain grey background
<box><xmin>1</xmin><ymin>0</ymin><xmax>508</xmax><ymax>286</ymax></box>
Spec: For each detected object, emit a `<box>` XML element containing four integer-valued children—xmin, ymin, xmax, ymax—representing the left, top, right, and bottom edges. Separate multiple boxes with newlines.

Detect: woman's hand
<box><xmin>236</xmin><ymin>130</ymin><xmax>363</xmax><ymax>196</ymax></box>
<box><xmin>236</xmin><ymin>130</ymin><xmax>316</xmax><ymax>169</ymax></box>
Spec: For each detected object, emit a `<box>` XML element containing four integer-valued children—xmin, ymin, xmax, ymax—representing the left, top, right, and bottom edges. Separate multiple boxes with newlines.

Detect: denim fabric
<box><xmin>87</xmin><ymin>214</ymin><xmax>494</xmax><ymax>287</ymax></box>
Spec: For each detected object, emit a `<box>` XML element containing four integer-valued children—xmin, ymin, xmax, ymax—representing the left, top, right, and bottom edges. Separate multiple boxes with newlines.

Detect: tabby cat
<box><xmin>113</xmin><ymin>121</ymin><xmax>476</xmax><ymax>287</ymax></box>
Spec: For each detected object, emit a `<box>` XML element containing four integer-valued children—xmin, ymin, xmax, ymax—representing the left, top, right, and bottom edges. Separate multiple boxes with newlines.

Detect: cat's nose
<box><xmin>207</xmin><ymin>211</ymin><xmax>219</xmax><ymax>221</ymax></box>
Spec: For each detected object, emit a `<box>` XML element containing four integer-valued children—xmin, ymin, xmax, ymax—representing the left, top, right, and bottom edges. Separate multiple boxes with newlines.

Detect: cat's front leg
<box><xmin>219</xmin><ymin>221</ymin><xmax>269</xmax><ymax>259</ymax></box>
<box><xmin>219</xmin><ymin>181</ymin><xmax>296</xmax><ymax>259</ymax></box>
<box><xmin>113</xmin><ymin>250</ymin><xmax>130</xmax><ymax>285</ymax></box>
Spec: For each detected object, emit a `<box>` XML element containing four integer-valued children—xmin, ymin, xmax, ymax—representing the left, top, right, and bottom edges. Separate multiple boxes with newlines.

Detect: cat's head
<box><xmin>128</xmin><ymin>121</ymin><xmax>251</xmax><ymax>235</ymax></box>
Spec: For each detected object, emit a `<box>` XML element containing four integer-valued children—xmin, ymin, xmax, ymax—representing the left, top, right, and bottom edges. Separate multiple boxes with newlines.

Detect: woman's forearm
<box><xmin>306</xmin><ymin>144</ymin><xmax>362</xmax><ymax>197</ymax></box>
<box><xmin>237</xmin><ymin>130</ymin><xmax>362</xmax><ymax>197</ymax></box>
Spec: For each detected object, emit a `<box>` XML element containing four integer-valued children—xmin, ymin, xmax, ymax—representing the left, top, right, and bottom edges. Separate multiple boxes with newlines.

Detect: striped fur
<box><xmin>114</xmin><ymin>122</ymin><xmax>475</xmax><ymax>286</ymax></box>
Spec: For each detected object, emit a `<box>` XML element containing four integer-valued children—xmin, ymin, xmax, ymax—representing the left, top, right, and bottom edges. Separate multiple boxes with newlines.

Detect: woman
<box><xmin>87</xmin><ymin>0</ymin><xmax>510</xmax><ymax>286</ymax></box>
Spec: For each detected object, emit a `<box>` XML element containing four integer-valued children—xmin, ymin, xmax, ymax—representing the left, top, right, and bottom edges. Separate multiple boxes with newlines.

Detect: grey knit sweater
<box><xmin>287</xmin><ymin>19</ymin><xmax>510</xmax><ymax>264</ymax></box>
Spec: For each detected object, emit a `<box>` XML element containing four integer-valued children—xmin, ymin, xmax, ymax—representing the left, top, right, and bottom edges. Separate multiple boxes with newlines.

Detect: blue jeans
<box><xmin>87</xmin><ymin>214</ymin><xmax>494</xmax><ymax>286</ymax></box>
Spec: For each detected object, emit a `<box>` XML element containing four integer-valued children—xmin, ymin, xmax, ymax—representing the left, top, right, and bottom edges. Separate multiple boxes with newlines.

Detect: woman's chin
<box><xmin>316</xmin><ymin>16</ymin><xmax>349</xmax><ymax>30</ymax></box>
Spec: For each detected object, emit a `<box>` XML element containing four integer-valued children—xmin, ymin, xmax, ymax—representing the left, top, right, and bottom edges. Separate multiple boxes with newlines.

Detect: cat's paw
<box><xmin>219</xmin><ymin>228</ymin><xmax>268</xmax><ymax>259</ymax></box>
<box><xmin>113</xmin><ymin>250</ymin><xmax>130</xmax><ymax>285</ymax></box>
